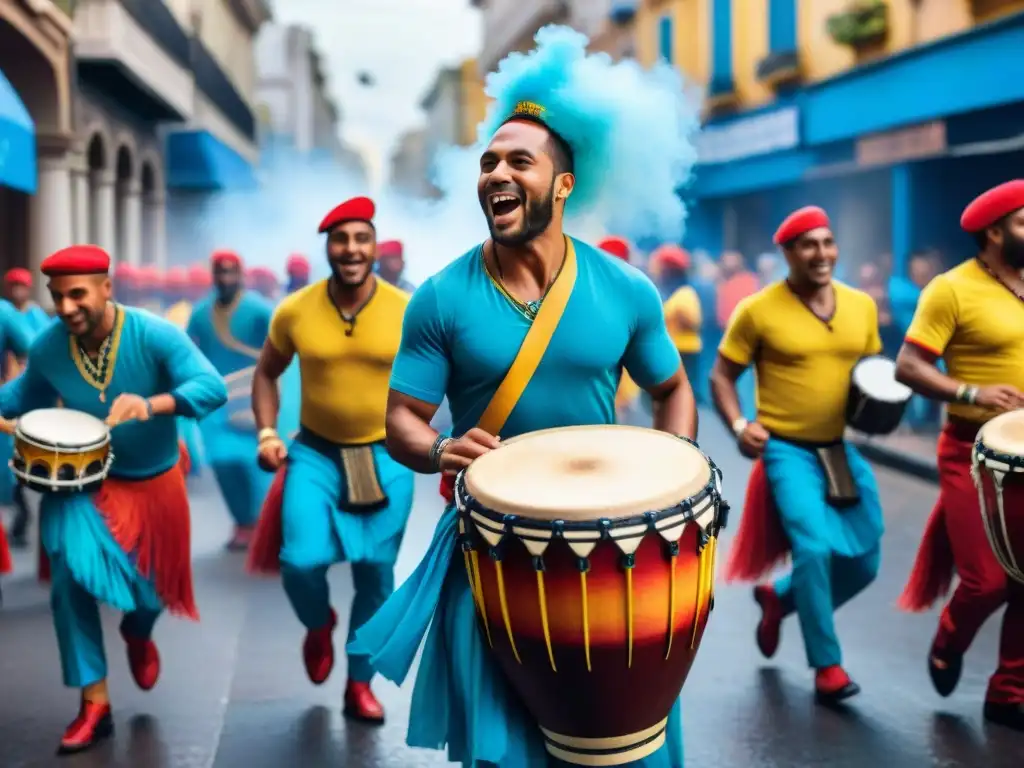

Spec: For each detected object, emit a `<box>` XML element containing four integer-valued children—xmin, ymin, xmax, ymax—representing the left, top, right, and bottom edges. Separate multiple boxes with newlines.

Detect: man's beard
<box><xmin>216</xmin><ymin>284</ymin><xmax>240</xmax><ymax>304</ymax></box>
<box><xmin>1002</xmin><ymin>231</ymin><xmax>1024</xmax><ymax>269</ymax></box>
<box><xmin>482</xmin><ymin>180</ymin><xmax>555</xmax><ymax>248</ymax></box>
<box><xmin>329</xmin><ymin>260</ymin><xmax>372</xmax><ymax>288</ymax></box>
<box><xmin>68</xmin><ymin>306</ymin><xmax>104</xmax><ymax>339</ymax></box>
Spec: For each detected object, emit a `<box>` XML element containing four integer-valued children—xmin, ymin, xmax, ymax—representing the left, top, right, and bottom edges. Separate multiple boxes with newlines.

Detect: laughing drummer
<box><xmin>348</xmin><ymin>33</ymin><xmax>696</xmax><ymax>767</ymax></box>
<box><xmin>247</xmin><ymin>196</ymin><xmax>414</xmax><ymax>724</ymax></box>
<box><xmin>713</xmin><ymin>206</ymin><xmax>884</xmax><ymax>705</ymax></box>
<box><xmin>0</xmin><ymin>245</ymin><xmax>226</xmax><ymax>754</ymax></box>
<box><xmin>187</xmin><ymin>250</ymin><xmax>275</xmax><ymax>550</ymax></box>
<box><xmin>895</xmin><ymin>180</ymin><xmax>1024</xmax><ymax>731</ymax></box>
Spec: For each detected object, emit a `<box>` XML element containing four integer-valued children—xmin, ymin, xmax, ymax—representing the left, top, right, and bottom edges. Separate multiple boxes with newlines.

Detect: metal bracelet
<box><xmin>430</xmin><ymin>435</ymin><xmax>452</xmax><ymax>471</ymax></box>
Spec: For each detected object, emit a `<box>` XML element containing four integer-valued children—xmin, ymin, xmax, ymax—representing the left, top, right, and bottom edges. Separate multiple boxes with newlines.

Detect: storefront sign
<box><xmin>856</xmin><ymin>121</ymin><xmax>947</xmax><ymax>167</ymax></box>
<box><xmin>696</xmin><ymin>107</ymin><xmax>800</xmax><ymax>165</ymax></box>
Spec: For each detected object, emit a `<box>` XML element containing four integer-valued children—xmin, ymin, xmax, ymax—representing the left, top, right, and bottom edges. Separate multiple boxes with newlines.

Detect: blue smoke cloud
<box><xmin>477</xmin><ymin>25</ymin><xmax>702</xmax><ymax>244</ymax></box>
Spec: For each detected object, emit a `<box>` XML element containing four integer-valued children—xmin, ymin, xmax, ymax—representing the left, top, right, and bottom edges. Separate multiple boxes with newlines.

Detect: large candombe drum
<box><xmin>455</xmin><ymin>425</ymin><xmax>726</xmax><ymax>766</ymax></box>
<box><xmin>10</xmin><ymin>408</ymin><xmax>113</xmax><ymax>493</ymax></box>
<box><xmin>972</xmin><ymin>409</ymin><xmax>1024</xmax><ymax>585</ymax></box>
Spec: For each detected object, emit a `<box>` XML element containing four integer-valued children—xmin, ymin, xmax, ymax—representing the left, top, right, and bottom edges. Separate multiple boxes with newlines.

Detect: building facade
<box><xmin>628</xmin><ymin>0</ymin><xmax>1024</xmax><ymax>278</ymax></box>
<box><xmin>0</xmin><ymin>0</ymin><xmax>74</xmax><ymax>289</ymax></box>
<box><xmin>389</xmin><ymin>128</ymin><xmax>436</xmax><ymax>199</ymax></box>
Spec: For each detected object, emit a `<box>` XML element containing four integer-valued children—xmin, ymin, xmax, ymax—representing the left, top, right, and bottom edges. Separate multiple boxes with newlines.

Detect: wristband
<box><xmin>731</xmin><ymin>418</ymin><xmax>748</xmax><ymax>438</ymax></box>
<box><xmin>430</xmin><ymin>435</ymin><xmax>453</xmax><ymax>471</ymax></box>
<box><xmin>145</xmin><ymin>399</ymin><xmax>154</xmax><ymax>419</ymax></box>
<box><xmin>955</xmin><ymin>384</ymin><xmax>979</xmax><ymax>405</ymax></box>
<box><xmin>258</xmin><ymin>427</ymin><xmax>280</xmax><ymax>444</ymax></box>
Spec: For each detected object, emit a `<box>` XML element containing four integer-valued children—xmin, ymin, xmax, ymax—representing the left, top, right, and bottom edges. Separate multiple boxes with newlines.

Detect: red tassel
<box><xmin>247</xmin><ymin>467</ymin><xmax>287</xmax><ymax>574</ymax></box>
<box><xmin>94</xmin><ymin>465</ymin><xmax>198</xmax><ymax>620</ymax></box>
<box><xmin>897</xmin><ymin>502</ymin><xmax>953</xmax><ymax>611</ymax></box>
<box><xmin>0</xmin><ymin>525</ymin><xmax>11</xmax><ymax>574</ymax></box>
<box><xmin>440</xmin><ymin>473</ymin><xmax>455</xmax><ymax>503</ymax></box>
<box><xmin>723</xmin><ymin>458</ymin><xmax>791</xmax><ymax>583</ymax></box>
<box><xmin>178</xmin><ymin>440</ymin><xmax>192</xmax><ymax>477</ymax></box>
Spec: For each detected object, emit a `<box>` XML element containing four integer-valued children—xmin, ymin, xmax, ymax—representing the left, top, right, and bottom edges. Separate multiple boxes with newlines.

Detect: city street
<box><xmin>0</xmin><ymin>415</ymin><xmax>1022</xmax><ymax>768</ymax></box>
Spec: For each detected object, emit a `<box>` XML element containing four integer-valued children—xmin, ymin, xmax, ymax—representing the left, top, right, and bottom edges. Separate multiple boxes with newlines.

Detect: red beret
<box><xmin>960</xmin><ymin>180</ymin><xmax>1024</xmax><ymax>233</ymax></box>
<box><xmin>164</xmin><ymin>267</ymin><xmax>188</xmax><ymax>289</ymax></box>
<box><xmin>4</xmin><ymin>268</ymin><xmax>32</xmax><ymax>286</ymax></box>
<box><xmin>211</xmin><ymin>249</ymin><xmax>243</xmax><ymax>269</ymax></box>
<box><xmin>319</xmin><ymin>196</ymin><xmax>375</xmax><ymax>233</ymax></box>
<box><xmin>286</xmin><ymin>254</ymin><xmax>310</xmax><ymax>277</ymax></box>
<box><xmin>773</xmin><ymin>206</ymin><xmax>831</xmax><ymax>246</ymax></box>
<box><xmin>187</xmin><ymin>264</ymin><xmax>212</xmax><ymax>287</ymax></box>
<box><xmin>249</xmin><ymin>266</ymin><xmax>278</xmax><ymax>285</ymax></box>
<box><xmin>378</xmin><ymin>240</ymin><xmax>403</xmax><ymax>258</ymax></box>
<box><xmin>40</xmin><ymin>245</ymin><xmax>111</xmax><ymax>277</ymax></box>
<box><xmin>650</xmin><ymin>244</ymin><xmax>690</xmax><ymax>271</ymax></box>
<box><xmin>598</xmin><ymin>236</ymin><xmax>630</xmax><ymax>261</ymax></box>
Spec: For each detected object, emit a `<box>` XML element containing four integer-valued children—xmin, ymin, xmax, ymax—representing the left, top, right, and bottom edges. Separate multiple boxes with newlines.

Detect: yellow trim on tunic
<box><xmin>69</xmin><ymin>303</ymin><xmax>126</xmax><ymax>398</ymax></box>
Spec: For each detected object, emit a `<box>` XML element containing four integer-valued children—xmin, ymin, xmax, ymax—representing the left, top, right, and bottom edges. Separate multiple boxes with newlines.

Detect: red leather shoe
<box><xmin>121</xmin><ymin>627</ymin><xmax>160</xmax><ymax>691</ymax></box>
<box><xmin>754</xmin><ymin>585</ymin><xmax>783</xmax><ymax>659</ymax></box>
<box><xmin>814</xmin><ymin>665</ymin><xmax>860</xmax><ymax>705</ymax></box>
<box><xmin>302</xmin><ymin>609</ymin><xmax>337</xmax><ymax>685</ymax></box>
<box><xmin>344</xmin><ymin>681</ymin><xmax>385</xmax><ymax>725</ymax></box>
<box><xmin>57</xmin><ymin>700</ymin><xmax>113</xmax><ymax>755</ymax></box>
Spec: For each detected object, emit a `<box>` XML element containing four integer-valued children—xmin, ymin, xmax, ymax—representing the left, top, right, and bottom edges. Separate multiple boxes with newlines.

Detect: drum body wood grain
<box><xmin>973</xmin><ymin>410</ymin><xmax>1024</xmax><ymax>585</ymax></box>
<box><xmin>455</xmin><ymin>425</ymin><xmax>726</xmax><ymax>766</ymax></box>
<box><xmin>10</xmin><ymin>408</ymin><xmax>112</xmax><ymax>493</ymax></box>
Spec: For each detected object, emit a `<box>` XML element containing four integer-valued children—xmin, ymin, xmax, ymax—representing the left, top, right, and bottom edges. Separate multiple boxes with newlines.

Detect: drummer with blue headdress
<box><xmin>0</xmin><ymin>245</ymin><xmax>225</xmax><ymax>754</ymax></box>
<box><xmin>350</xmin><ymin>26</ymin><xmax>698</xmax><ymax>767</ymax></box>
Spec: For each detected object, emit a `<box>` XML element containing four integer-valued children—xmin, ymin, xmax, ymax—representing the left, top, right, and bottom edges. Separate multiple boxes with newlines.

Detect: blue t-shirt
<box><xmin>390</xmin><ymin>237</ymin><xmax>681</xmax><ymax>439</ymax></box>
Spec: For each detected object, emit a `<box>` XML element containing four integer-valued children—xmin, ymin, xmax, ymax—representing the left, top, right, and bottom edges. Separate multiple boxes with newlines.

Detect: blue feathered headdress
<box><xmin>479</xmin><ymin>25</ymin><xmax>701</xmax><ymax>241</ymax></box>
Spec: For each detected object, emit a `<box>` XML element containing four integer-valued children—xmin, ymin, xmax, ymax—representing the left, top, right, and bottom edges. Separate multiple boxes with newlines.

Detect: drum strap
<box><xmin>476</xmin><ymin>236</ymin><xmax>578</xmax><ymax>436</ymax></box>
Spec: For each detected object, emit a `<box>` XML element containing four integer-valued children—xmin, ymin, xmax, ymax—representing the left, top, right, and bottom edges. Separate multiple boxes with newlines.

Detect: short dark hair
<box><xmin>502</xmin><ymin>115</ymin><xmax>574</xmax><ymax>175</ymax></box>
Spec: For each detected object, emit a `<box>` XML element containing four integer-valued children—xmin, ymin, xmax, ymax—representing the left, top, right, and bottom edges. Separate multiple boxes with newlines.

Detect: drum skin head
<box><xmin>464</xmin><ymin>425</ymin><xmax>711</xmax><ymax>521</ymax></box>
<box><xmin>979</xmin><ymin>409</ymin><xmax>1024</xmax><ymax>457</ymax></box>
<box><xmin>852</xmin><ymin>356</ymin><xmax>912</xmax><ymax>403</ymax></box>
<box><xmin>18</xmin><ymin>408</ymin><xmax>109</xmax><ymax>448</ymax></box>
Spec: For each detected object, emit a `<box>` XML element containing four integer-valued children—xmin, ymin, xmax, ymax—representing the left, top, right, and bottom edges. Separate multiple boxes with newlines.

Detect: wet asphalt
<box><xmin>1</xmin><ymin>413</ymin><xmax>1023</xmax><ymax>767</ymax></box>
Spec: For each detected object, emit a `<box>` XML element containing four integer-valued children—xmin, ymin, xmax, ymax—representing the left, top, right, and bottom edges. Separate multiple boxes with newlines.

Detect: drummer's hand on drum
<box><xmin>257</xmin><ymin>436</ymin><xmax>288</xmax><ymax>472</ymax></box>
<box><xmin>737</xmin><ymin>421</ymin><xmax>770</xmax><ymax>459</ymax></box>
<box><xmin>105</xmin><ymin>394</ymin><xmax>152</xmax><ymax>427</ymax></box>
<box><xmin>439</xmin><ymin>428</ymin><xmax>501</xmax><ymax>473</ymax></box>
<box><xmin>975</xmin><ymin>385</ymin><xmax>1024</xmax><ymax>412</ymax></box>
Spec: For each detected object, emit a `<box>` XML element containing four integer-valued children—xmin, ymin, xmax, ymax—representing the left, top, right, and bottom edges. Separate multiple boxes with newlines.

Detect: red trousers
<box><xmin>901</xmin><ymin>421</ymin><xmax>1024</xmax><ymax>703</ymax></box>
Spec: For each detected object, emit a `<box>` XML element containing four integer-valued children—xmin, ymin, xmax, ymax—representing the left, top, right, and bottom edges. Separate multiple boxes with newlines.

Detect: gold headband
<box><xmin>511</xmin><ymin>100</ymin><xmax>546</xmax><ymax>119</ymax></box>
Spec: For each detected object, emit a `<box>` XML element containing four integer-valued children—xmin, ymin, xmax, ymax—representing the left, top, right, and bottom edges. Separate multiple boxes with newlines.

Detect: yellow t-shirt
<box><xmin>269</xmin><ymin>278</ymin><xmax>410</xmax><ymax>444</ymax></box>
<box><xmin>719</xmin><ymin>281</ymin><xmax>882</xmax><ymax>442</ymax></box>
<box><xmin>616</xmin><ymin>370</ymin><xmax>641</xmax><ymax>409</ymax></box>
<box><xmin>663</xmin><ymin>285</ymin><xmax>702</xmax><ymax>354</ymax></box>
<box><xmin>905</xmin><ymin>258</ymin><xmax>1024</xmax><ymax>423</ymax></box>
<box><xmin>164</xmin><ymin>300</ymin><xmax>193</xmax><ymax>330</ymax></box>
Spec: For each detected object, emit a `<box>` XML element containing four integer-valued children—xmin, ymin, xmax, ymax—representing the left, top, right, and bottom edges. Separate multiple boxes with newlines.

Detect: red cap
<box><xmin>960</xmin><ymin>180</ymin><xmax>1024</xmax><ymax>233</ymax></box>
<box><xmin>165</xmin><ymin>266</ymin><xmax>188</xmax><ymax>289</ymax></box>
<box><xmin>187</xmin><ymin>264</ymin><xmax>212</xmax><ymax>287</ymax></box>
<box><xmin>4</xmin><ymin>268</ymin><xmax>32</xmax><ymax>287</ymax></box>
<box><xmin>378</xmin><ymin>240</ymin><xmax>403</xmax><ymax>258</ymax></box>
<box><xmin>136</xmin><ymin>265</ymin><xmax>161</xmax><ymax>289</ymax></box>
<box><xmin>286</xmin><ymin>254</ymin><xmax>310</xmax><ymax>278</ymax></box>
<box><xmin>114</xmin><ymin>262</ymin><xmax>136</xmax><ymax>281</ymax></box>
<box><xmin>319</xmin><ymin>196</ymin><xmax>375</xmax><ymax>233</ymax></box>
<box><xmin>598</xmin><ymin>236</ymin><xmax>630</xmax><ymax>261</ymax></box>
<box><xmin>649</xmin><ymin>244</ymin><xmax>691</xmax><ymax>271</ymax></box>
<box><xmin>773</xmin><ymin>206</ymin><xmax>831</xmax><ymax>246</ymax></box>
<box><xmin>40</xmin><ymin>245</ymin><xmax>111</xmax><ymax>277</ymax></box>
<box><xmin>249</xmin><ymin>266</ymin><xmax>278</xmax><ymax>285</ymax></box>
<box><xmin>211</xmin><ymin>249</ymin><xmax>243</xmax><ymax>269</ymax></box>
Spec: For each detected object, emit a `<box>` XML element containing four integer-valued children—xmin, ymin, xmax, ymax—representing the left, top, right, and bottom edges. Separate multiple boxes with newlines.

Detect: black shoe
<box><xmin>928</xmin><ymin>645</ymin><xmax>963</xmax><ymax>697</ymax></box>
<box><xmin>983</xmin><ymin>701</ymin><xmax>1024</xmax><ymax>732</ymax></box>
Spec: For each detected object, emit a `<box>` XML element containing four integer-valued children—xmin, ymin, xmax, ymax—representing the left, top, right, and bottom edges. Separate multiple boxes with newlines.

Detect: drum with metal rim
<box><xmin>455</xmin><ymin>424</ymin><xmax>727</xmax><ymax>766</ymax></box>
<box><xmin>224</xmin><ymin>366</ymin><xmax>257</xmax><ymax>432</ymax></box>
<box><xmin>11</xmin><ymin>408</ymin><xmax>113</xmax><ymax>494</ymax></box>
<box><xmin>846</xmin><ymin>355</ymin><xmax>912</xmax><ymax>436</ymax></box>
<box><xmin>972</xmin><ymin>409</ymin><xmax>1024</xmax><ymax>585</ymax></box>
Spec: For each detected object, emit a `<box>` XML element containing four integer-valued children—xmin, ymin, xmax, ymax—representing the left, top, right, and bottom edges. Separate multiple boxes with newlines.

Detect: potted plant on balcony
<box><xmin>826</xmin><ymin>0</ymin><xmax>889</xmax><ymax>62</ymax></box>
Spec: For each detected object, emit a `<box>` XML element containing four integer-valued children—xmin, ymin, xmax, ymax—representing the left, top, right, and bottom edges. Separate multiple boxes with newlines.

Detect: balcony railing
<box><xmin>190</xmin><ymin>37</ymin><xmax>256</xmax><ymax>141</ymax></box>
<box><xmin>121</xmin><ymin>0</ymin><xmax>190</xmax><ymax>67</ymax></box>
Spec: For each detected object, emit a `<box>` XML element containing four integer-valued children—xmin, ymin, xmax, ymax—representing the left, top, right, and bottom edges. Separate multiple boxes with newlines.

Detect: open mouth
<box><xmin>489</xmin><ymin>193</ymin><xmax>522</xmax><ymax>219</ymax></box>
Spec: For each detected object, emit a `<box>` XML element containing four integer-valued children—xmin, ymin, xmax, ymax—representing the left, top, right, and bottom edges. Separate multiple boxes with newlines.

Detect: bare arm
<box><xmin>894</xmin><ymin>342</ymin><xmax>960</xmax><ymax>401</ymax></box>
<box><xmin>385</xmin><ymin>390</ymin><xmax>442</xmax><ymax>473</ymax></box>
<box><xmin>253</xmin><ymin>339</ymin><xmax>294</xmax><ymax>431</ymax></box>
<box><xmin>709</xmin><ymin>354</ymin><xmax>747</xmax><ymax>429</ymax></box>
<box><xmin>646</xmin><ymin>368</ymin><xmax>697</xmax><ymax>440</ymax></box>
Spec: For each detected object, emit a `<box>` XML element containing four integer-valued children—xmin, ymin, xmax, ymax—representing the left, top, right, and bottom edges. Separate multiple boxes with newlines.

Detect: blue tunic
<box><xmin>0</xmin><ymin>301</ymin><xmax>38</xmax><ymax>504</ymax></box>
<box><xmin>187</xmin><ymin>291</ymin><xmax>279</xmax><ymax>526</ymax></box>
<box><xmin>352</xmin><ymin>239</ymin><xmax>686</xmax><ymax>767</ymax></box>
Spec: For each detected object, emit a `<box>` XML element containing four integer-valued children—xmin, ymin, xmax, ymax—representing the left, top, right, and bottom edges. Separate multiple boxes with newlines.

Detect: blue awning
<box><xmin>165</xmin><ymin>130</ymin><xmax>258</xmax><ymax>191</ymax></box>
<box><xmin>0</xmin><ymin>68</ymin><xmax>36</xmax><ymax>194</ymax></box>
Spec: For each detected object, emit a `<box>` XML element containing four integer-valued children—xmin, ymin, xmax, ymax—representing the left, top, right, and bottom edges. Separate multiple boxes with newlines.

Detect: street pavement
<box><xmin>1</xmin><ymin>413</ymin><xmax>1023</xmax><ymax>767</ymax></box>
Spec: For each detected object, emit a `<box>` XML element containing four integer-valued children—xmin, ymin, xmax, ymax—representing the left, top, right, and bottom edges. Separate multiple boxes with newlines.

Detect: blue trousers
<box><xmin>763</xmin><ymin>438</ymin><xmax>884</xmax><ymax>669</ymax></box>
<box><xmin>279</xmin><ymin>437</ymin><xmax>414</xmax><ymax>683</ymax></box>
<box><xmin>50</xmin><ymin>556</ymin><xmax>161</xmax><ymax>688</ymax></box>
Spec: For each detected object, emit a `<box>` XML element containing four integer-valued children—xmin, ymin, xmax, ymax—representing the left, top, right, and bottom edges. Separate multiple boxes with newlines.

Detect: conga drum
<box><xmin>973</xmin><ymin>409</ymin><xmax>1024</xmax><ymax>585</ymax></box>
<box><xmin>10</xmin><ymin>408</ymin><xmax>113</xmax><ymax>493</ymax></box>
<box><xmin>454</xmin><ymin>425</ymin><xmax>727</xmax><ymax>765</ymax></box>
<box><xmin>846</xmin><ymin>356</ymin><xmax>912</xmax><ymax>436</ymax></box>
<box><xmin>223</xmin><ymin>366</ymin><xmax>257</xmax><ymax>431</ymax></box>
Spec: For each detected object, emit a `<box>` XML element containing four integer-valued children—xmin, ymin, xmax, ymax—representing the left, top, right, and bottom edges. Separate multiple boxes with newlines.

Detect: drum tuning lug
<box><xmin>720</xmin><ymin>500</ymin><xmax>731</xmax><ymax>529</ymax></box>
<box><xmin>576</xmin><ymin>557</ymin><xmax>591</xmax><ymax>573</ymax></box>
<box><xmin>621</xmin><ymin>553</ymin><xmax>636</xmax><ymax>569</ymax></box>
<box><xmin>643</xmin><ymin>510</ymin><xmax>657</xmax><ymax>530</ymax></box>
<box><xmin>598</xmin><ymin>519</ymin><xmax>612</xmax><ymax>539</ymax></box>
<box><xmin>532</xmin><ymin>556</ymin><xmax>546</xmax><ymax>572</ymax></box>
<box><xmin>667</xmin><ymin>540</ymin><xmax>680</xmax><ymax>557</ymax></box>
<box><xmin>552</xmin><ymin>520</ymin><xmax>565</xmax><ymax>538</ymax></box>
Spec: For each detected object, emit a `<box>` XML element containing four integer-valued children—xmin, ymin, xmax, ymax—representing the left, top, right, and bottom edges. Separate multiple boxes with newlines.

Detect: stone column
<box><xmin>69</xmin><ymin>154</ymin><xmax>90</xmax><ymax>244</ymax></box>
<box><xmin>91</xmin><ymin>169</ymin><xmax>116</xmax><ymax>256</ymax></box>
<box><xmin>119</xmin><ymin>179</ymin><xmax>143</xmax><ymax>267</ymax></box>
<box><xmin>147</xmin><ymin>192</ymin><xmax>168</xmax><ymax>269</ymax></box>
<box><xmin>29</xmin><ymin>156</ymin><xmax>74</xmax><ymax>304</ymax></box>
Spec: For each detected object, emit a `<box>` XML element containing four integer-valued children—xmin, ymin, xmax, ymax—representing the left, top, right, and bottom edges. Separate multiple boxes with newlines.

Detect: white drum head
<box><xmin>978</xmin><ymin>409</ymin><xmax>1024</xmax><ymax>456</ymax></box>
<box><xmin>18</xmin><ymin>408</ymin><xmax>109</xmax><ymax>448</ymax></box>
<box><xmin>463</xmin><ymin>425</ymin><xmax>712</xmax><ymax>521</ymax></box>
<box><xmin>852</xmin><ymin>356</ymin><xmax>912</xmax><ymax>403</ymax></box>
